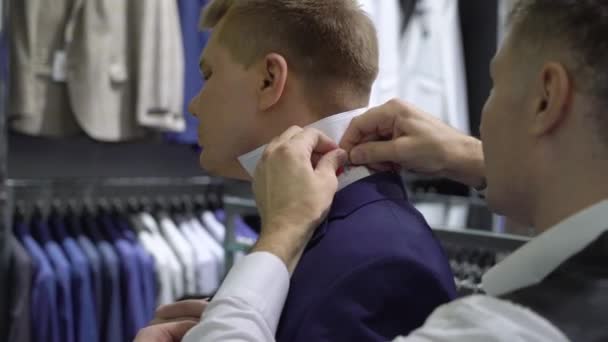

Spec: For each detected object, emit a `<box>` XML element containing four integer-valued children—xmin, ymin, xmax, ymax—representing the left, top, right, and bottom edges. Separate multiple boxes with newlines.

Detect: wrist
<box><xmin>446</xmin><ymin>136</ymin><xmax>486</xmax><ymax>188</ymax></box>
<box><xmin>252</xmin><ymin>221</ymin><xmax>315</xmax><ymax>274</ymax></box>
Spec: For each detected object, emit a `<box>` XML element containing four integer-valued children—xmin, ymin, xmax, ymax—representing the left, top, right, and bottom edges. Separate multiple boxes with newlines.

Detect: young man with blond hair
<box><xmin>142</xmin><ymin>1</ymin><xmax>456</xmax><ymax>341</ymax></box>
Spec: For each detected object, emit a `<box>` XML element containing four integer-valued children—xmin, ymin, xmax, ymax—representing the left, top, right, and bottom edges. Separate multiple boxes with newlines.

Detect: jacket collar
<box><xmin>483</xmin><ymin>200</ymin><xmax>608</xmax><ymax>296</ymax></box>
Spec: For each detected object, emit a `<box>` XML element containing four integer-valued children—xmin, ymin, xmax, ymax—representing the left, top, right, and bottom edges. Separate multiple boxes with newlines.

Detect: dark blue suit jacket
<box><xmin>276</xmin><ymin>172</ymin><xmax>456</xmax><ymax>342</ymax></box>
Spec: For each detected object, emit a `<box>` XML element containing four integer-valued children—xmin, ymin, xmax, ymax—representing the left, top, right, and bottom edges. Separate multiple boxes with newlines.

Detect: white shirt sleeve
<box><xmin>394</xmin><ymin>295</ymin><xmax>569</xmax><ymax>342</ymax></box>
<box><xmin>182</xmin><ymin>252</ymin><xmax>289</xmax><ymax>342</ymax></box>
<box><xmin>181</xmin><ymin>256</ymin><xmax>568</xmax><ymax>342</ymax></box>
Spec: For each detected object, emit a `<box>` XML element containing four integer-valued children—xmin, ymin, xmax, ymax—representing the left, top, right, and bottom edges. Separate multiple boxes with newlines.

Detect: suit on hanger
<box><xmin>9</xmin><ymin>0</ymin><xmax>185</xmax><ymax>141</ymax></box>
<box><xmin>399</xmin><ymin>0</ymin><xmax>470</xmax><ymax>134</ymax></box>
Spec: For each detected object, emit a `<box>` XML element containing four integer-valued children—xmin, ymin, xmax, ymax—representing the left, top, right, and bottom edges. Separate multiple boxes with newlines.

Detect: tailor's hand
<box><xmin>133</xmin><ymin>300</ymin><xmax>209</xmax><ymax>342</ymax></box>
<box><xmin>252</xmin><ymin>126</ymin><xmax>348</xmax><ymax>273</ymax></box>
<box><xmin>341</xmin><ymin>99</ymin><xmax>486</xmax><ymax>189</ymax></box>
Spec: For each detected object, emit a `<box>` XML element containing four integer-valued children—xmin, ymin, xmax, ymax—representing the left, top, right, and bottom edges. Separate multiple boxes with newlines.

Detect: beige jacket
<box><xmin>9</xmin><ymin>0</ymin><xmax>185</xmax><ymax>142</ymax></box>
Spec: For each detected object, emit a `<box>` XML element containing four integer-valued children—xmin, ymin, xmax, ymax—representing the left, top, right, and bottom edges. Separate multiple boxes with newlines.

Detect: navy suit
<box><xmin>276</xmin><ymin>172</ymin><xmax>456</xmax><ymax>342</ymax></box>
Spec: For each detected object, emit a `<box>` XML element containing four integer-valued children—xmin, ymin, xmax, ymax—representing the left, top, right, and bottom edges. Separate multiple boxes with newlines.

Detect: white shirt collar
<box><xmin>483</xmin><ymin>199</ymin><xmax>608</xmax><ymax>296</ymax></box>
<box><xmin>238</xmin><ymin>108</ymin><xmax>374</xmax><ymax>191</ymax></box>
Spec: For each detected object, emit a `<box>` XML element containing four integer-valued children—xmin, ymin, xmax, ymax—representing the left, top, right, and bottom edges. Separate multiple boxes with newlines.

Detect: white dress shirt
<box><xmin>137</xmin><ymin>229</ymin><xmax>174</xmax><ymax>305</ymax></box>
<box><xmin>190</xmin><ymin>217</ymin><xmax>226</xmax><ymax>281</ymax></box>
<box><xmin>140</xmin><ymin>212</ymin><xmax>184</xmax><ymax>302</ymax></box>
<box><xmin>183</xmin><ymin>200</ymin><xmax>608</xmax><ymax>341</ymax></box>
<box><xmin>159</xmin><ymin>215</ymin><xmax>198</xmax><ymax>295</ymax></box>
<box><xmin>179</xmin><ymin>219</ymin><xmax>219</xmax><ymax>295</ymax></box>
<box><xmin>201</xmin><ymin>211</ymin><xmax>226</xmax><ymax>244</ymax></box>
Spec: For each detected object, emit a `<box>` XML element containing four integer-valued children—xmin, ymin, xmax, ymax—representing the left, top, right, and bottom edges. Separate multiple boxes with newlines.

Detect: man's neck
<box><xmin>533</xmin><ymin>168</ymin><xmax>608</xmax><ymax>232</ymax></box>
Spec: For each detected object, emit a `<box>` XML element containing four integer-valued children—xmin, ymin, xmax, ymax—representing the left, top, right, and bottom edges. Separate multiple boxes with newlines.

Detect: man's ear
<box><xmin>531</xmin><ymin>62</ymin><xmax>574</xmax><ymax>137</ymax></box>
<box><xmin>257</xmin><ymin>53</ymin><xmax>288</xmax><ymax>111</ymax></box>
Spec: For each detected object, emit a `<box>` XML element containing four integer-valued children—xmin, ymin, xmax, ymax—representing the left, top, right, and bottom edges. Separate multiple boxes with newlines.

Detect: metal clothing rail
<box><xmin>8</xmin><ymin>176</ymin><xmax>260</xmax><ymax>273</ymax></box>
<box><xmin>8</xmin><ymin>176</ymin><xmax>221</xmax><ymax>204</ymax></box>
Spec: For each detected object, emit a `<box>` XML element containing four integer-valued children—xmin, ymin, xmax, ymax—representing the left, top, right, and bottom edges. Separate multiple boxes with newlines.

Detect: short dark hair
<box><xmin>509</xmin><ymin>0</ymin><xmax>608</xmax><ymax>143</ymax></box>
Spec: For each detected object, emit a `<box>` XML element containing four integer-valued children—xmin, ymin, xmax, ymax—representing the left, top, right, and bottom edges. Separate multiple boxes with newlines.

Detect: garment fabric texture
<box><xmin>399</xmin><ymin>0</ymin><xmax>470</xmax><ymax>133</ymax></box>
<box><xmin>7</xmin><ymin>235</ymin><xmax>33</xmax><ymax>342</ymax></box>
<box><xmin>359</xmin><ymin>0</ymin><xmax>402</xmax><ymax>107</ymax></box>
<box><xmin>39</xmin><ymin>221</ymin><xmax>75</xmax><ymax>342</ymax></box>
<box><xmin>58</xmin><ymin>227</ymin><xmax>98</xmax><ymax>342</ymax></box>
<box><xmin>18</xmin><ymin>231</ymin><xmax>60</xmax><ymax>342</ymax></box>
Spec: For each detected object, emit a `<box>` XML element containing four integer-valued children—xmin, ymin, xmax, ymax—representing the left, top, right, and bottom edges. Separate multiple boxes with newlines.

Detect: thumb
<box><xmin>135</xmin><ymin>320</ymin><xmax>198</xmax><ymax>342</ymax></box>
<box><xmin>315</xmin><ymin>149</ymin><xmax>348</xmax><ymax>177</ymax></box>
<box><xmin>350</xmin><ymin>139</ymin><xmax>409</xmax><ymax>165</ymax></box>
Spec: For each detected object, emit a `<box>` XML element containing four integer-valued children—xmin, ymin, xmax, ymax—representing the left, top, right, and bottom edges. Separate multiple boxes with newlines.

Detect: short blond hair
<box><xmin>200</xmin><ymin>0</ymin><xmax>378</xmax><ymax>105</ymax></box>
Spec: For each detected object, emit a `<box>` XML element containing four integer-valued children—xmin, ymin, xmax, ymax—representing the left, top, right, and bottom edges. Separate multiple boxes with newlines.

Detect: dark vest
<box><xmin>501</xmin><ymin>231</ymin><xmax>608</xmax><ymax>342</ymax></box>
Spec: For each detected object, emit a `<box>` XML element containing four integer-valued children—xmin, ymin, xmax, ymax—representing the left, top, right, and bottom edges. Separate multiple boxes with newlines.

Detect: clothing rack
<box><xmin>8</xmin><ymin>177</ymin><xmax>259</xmax><ymax>271</ymax></box>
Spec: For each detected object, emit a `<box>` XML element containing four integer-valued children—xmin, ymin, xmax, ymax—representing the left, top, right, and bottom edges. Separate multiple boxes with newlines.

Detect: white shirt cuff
<box><xmin>211</xmin><ymin>251</ymin><xmax>290</xmax><ymax>332</ymax></box>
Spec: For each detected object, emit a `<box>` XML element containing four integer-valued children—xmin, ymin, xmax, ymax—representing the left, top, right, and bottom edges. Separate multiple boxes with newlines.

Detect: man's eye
<box><xmin>203</xmin><ymin>72</ymin><xmax>212</xmax><ymax>81</ymax></box>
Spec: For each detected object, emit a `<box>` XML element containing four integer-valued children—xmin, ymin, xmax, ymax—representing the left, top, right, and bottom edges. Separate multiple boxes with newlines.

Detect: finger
<box><xmin>311</xmin><ymin>152</ymin><xmax>322</xmax><ymax>167</ymax></box>
<box><xmin>350</xmin><ymin>138</ymin><xmax>413</xmax><ymax>165</ymax></box>
<box><xmin>315</xmin><ymin>149</ymin><xmax>348</xmax><ymax>177</ymax></box>
<box><xmin>134</xmin><ymin>320</ymin><xmax>198</xmax><ymax>342</ymax></box>
<box><xmin>150</xmin><ymin>317</ymin><xmax>200</xmax><ymax>326</ymax></box>
<box><xmin>155</xmin><ymin>300</ymin><xmax>209</xmax><ymax>320</ymax></box>
<box><xmin>340</xmin><ymin>103</ymin><xmax>400</xmax><ymax>151</ymax></box>
<box><xmin>290</xmin><ymin>128</ymin><xmax>338</xmax><ymax>157</ymax></box>
<box><xmin>368</xmin><ymin>162</ymin><xmax>395</xmax><ymax>172</ymax></box>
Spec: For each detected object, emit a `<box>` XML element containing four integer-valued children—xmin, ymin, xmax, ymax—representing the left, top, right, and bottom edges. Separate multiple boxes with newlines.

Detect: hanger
<box><xmin>205</xmin><ymin>185</ymin><xmax>224</xmax><ymax>211</ymax></box>
<box><xmin>13</xmin><ymin>201</ymin><xmax>28</xmax><ymax>237</ymax></box>
<box><xmin>31</xmin><ymin>201</ymin><xmax>51</xmax><ymax>243</ymax></box>
<box><xmin>48</xmin><ymin>199</ymin><xmax>68</xmax><ymax>241</ymax></box>
<box><xmin>193</xmin><ymin>195</ymin><xmax>207</xmax><ymax>214</ymax></box>
<box><xmin>81</xmin><ymin>201</ymin><xmax>105</xmax><ymax>242</ymax></box>
<box><xmin>169</xmin><ymin>196</ymin><xmax>184</xmax><ymax>223</ymax></box>
<box><xmin>182</xmin><ymin>195</ymin><xmax>195</xmax><ymax>217</ymax></box>
<box><xmin>97</xmin><ymin>198</ymin><xmax>120</xmax><ymax>241</ymax></box>
<box><xmin>153</xmin><ymin>196</ymin><xmax>169</xmax><ymax>221</ymax></box>
<box><xmin>65</xmin><ymin>199</ymin><xmax>83</xmax><ymax>237</ymax></box>
<box><xmin>127</xmin><ymin>197</ymin><xmax>142</xmax><ymax>214</ymax></box>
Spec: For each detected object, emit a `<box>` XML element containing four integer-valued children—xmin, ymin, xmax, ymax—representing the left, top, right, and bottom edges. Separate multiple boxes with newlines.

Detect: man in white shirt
<box><xmin>136</xmin><ymin>0</ymin><xmax>608</xmax><ymax>340</ymax></box>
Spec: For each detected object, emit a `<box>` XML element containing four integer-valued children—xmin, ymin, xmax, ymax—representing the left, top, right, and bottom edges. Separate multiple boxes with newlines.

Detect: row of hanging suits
<box><xmin>8</xmin><ymin>0</ymin><xmax>210</xmax><ymax>143</ymax></box>
<box><xmin>6</xmin><ymin>198</ymin><xmax>259</xmax><ymax>342</ymax></box>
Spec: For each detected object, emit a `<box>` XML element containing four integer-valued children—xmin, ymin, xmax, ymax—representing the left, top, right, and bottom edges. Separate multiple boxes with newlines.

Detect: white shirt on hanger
<box><xmin>201</xmin><ymin>211</ymin><xmax>226</xmax><ymax>244</ymax></box>
<box><xmin>158</xmin><ymin>215</ymin><xmax>198</xmax><ymax>295</ymax></box>
<box><xmin>140</xmin><ymin>212</ymin><xmax>184</xmax><ymax>301</ymax></box>
<box><xmin>178</xmin><ymin>219</ymin><xmax>219</xmax><ymax>295</ymax></box>
<box><xmin>190</xmin><ymin>217</ymin><xmax>226</xmax><ymax>280</ymax></box>
<box><xmin>137</xmin><ymin>229</ymin><xmax>174</xmax><ymax>305</ymax></box>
